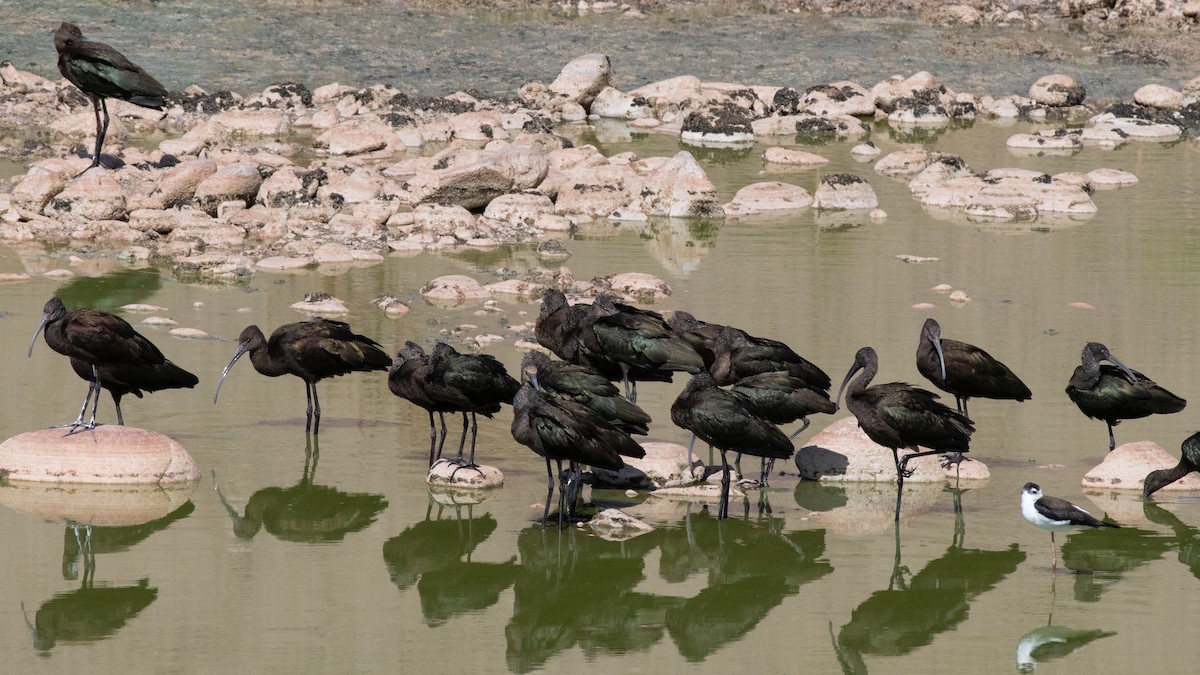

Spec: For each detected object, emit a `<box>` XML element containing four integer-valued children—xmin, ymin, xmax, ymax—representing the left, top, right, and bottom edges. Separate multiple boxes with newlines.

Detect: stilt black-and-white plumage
<box><xmin>1020</xmin><ymin>482</ymin><xmax>1117</xmax><ymax>569</ymax></box>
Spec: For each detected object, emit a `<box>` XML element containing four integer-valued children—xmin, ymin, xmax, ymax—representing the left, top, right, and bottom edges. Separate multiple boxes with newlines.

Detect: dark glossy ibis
<box><xmin>665</xmin><ymin>310</ymin><xmax>723</xmax><ymax>368</ymax></box>
<box><xmin>710</xmin><ymin>325</ymin><xmax>830</xmax><ymax>392</ymax></box>
<box><xmin>54</xmin><ymin>22</ymin><xmax>167</xmax><ymax>175</ymax></box>
<box><xmin>730</xmin><ymin>370</ymin><xmax>836</xmax><ymax>485</ymax></box>
<box><xmin>428</xmin><ymin>342</ymin><xmax>520</xmax><ymax>467</ymax></box>
<box><xmin>214</xmin><ymin>318</ymin><xmax>390</xmax><ymax>434</ymax></box>
<box><xmin>836</xmin><ymin>347</ymin><xmax>974</xmax><ymax>521</ymax></box>
<box><xmin>387</xmin><ymin>341</ymin><xmax>460</xmax><ymax>466</ymax></box>
<box><xmin>29</xmin><ymin>297</ymin><xmax>196</xmax><ymax>430</ymax></box>
<box><xmin>1143</xmin><ymin>431</ymin><xmax>1200</xmax><ymax>498</ymax></box>
<box><xmin>1021</xmin><ymin>482</ymin><xmax>1117</xmax><ymax>569</ymax></box>
<box><xmin>1065</xmin><ymin>342</ymin><xmax>1186</xmax><ymax>451</ymax></box>
<box><xmin>671</xmin><ymin>372</ymin><xmax>793</xmax><ymax>519</ymax></box>
<box><xmin>535</xmin><ymin>289</ymin><xmax>672</xmax><ymax>395</ymax></box>
<box><xmin>915</xmin><ymin>318</ymin><xmax>1030</xmax><ymax>418</ymax></box>
<box><xmin>520</xmin><ymin>350</ymin><xmax>651</xmax><ymax>435</ymax></box>
<box><xmin>510</xmin><ymin>384</ymin><xmax>645</xmax><ymax>527</ymax></box>
<box><xmin>579</xmin><ymin>295</ymin><xmax>704</xmax><ymax>403</ymax></box>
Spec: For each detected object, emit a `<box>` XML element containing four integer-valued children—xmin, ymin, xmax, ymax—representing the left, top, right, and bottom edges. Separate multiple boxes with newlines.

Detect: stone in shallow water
<box><xmin>591</xmin><ymin>442</ymin><xmax>703</xmax><ymax>489</ymax></box>
<box><xmin>795</xmin><ymin>417</ymin><xmax>944</xmax><ymax>483</ymax></box>
<box><xmin>1082</xmin><ymin>441</ymin><xmax>1200</xmax><ymax>491</ymax></box>
<box><xmin>426</xmin><ymin>459</ymin><xmax>504</xmax><ymax>489</ymax></box>
<box><xmin>588</xmin><ymin>508</ymin><xmax>653</xmax><ymax>541</ymax></box>
<box><xmin>0</xmin><ymin>426</ymin><xmax>200</xmax><ymax>484</ymax></box>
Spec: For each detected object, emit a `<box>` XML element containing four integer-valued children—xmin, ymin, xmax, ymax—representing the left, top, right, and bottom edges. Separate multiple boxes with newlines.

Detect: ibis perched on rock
<box><xmin>1065</xmin><ymin>342</ymin><xmax>1185</xmax><ymax>452</ymax></box>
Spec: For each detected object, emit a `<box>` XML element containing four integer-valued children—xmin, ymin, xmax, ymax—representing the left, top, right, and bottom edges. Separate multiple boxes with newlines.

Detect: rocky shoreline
<box><xmin>0</xmin><ymin>48</ymin><xmax>1197</xmax><ymax>302</ymax></box>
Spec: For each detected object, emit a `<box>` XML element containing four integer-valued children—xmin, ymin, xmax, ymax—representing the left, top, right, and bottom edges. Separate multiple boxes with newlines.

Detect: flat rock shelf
<box><xmin>0</xmin><ymin>426</ymin><xmax>200</xmax><ymax>484</ymax></box>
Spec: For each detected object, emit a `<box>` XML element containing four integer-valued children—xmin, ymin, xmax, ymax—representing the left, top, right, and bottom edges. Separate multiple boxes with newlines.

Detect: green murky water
<box><xmin>5</xmin><ymin>2</ymin><xmax>1200</xmax><ymax>673</ymax></box>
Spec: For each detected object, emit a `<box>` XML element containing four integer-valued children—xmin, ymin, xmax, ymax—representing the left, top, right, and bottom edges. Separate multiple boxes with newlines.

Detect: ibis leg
<box><xmin>453</xmin><ymin>412</ymin><xmax>469</xmax><ymax>465</ymax></box>
<box><xmin>427</xmin><ymin>411</ymin><xmax>437</xmax><ymax>466</ymax></box>
<box><xmin>541</xmin><ymin>457</ymin><xmax>555</xmax><ymax>529</ymax></box>
<box><xmin>719</xmin><ymin>450</ymin><xmax>730</xmax><ymax>520</ymax></box>
<box><xmin>1106</xmin><ymin>423</ymin><xmax>1116</xmax><ymax>452</ymax></box>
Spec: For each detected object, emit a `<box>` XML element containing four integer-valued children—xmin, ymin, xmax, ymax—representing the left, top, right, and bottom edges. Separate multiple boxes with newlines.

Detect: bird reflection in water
<box><xmin>664</xmin><ymin>504</ymin><xmax>832</xmax><ymax>661</ymax></box>
<box><xmin>1058</xmin><ymin>523</ymin><xmax>1168</xmax><ymax>602</ymax></box>
<box><xmin>1014</xmin><ymin>570</ymin><xmax>1115</xmax><ymax>673</ymax></box>
<box><xmin>21</xmin><ymin>501</ymin><xmax>192</xmax><ymax>653</ymax></box>
<box><xmin>1143</xmin><ymin>500</ymin><xmax>1200</xmax><ymax>582</ymax></box>
<box><xmin>212</xmin><ymin>436</ymin><xmax>387</xmax><ymax>542</ymax></box>
<box><xmin>833</xmin><ymin>497</ymin><xmax>1025</xmax><ymax>673</ymax></box>
<box><xmin>381</xmin><ymin>495</ymin><xmax>516</xmax><ymax>627</ymax></box>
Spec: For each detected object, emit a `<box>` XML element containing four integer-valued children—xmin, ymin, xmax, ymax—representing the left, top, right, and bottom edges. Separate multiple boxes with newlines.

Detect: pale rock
<box><xmin>193</xmin><ymin>163</ymin><xmax>262</xmax><ymax>216</ymax></box>
<box><xmin>762</xmin><ymin>147</ymin><xmax>829</xmax><ymax>166</ymax></box>
<box><xmin>1133</xmin><ymin>84</ymin><xmax>1182</xmax><ymax>110</ymax></box>
<box><xmin>869</xmin><ymin>208</ymin><xmax>887</xmax><ymax>220</ymax></box>
<box><xmin>1087</xmin><ymin>168</ymin><xmax>1138</xmax><ymax>187</ymax></box>
<box><xmin>258</xmin><ymin>167</ymin><xmax>319</xmax><ymax>208</ymax></box>
<box><xmin>938</xmin><ymin>4</ymin><xmax>982</xmax><ymax>24</ymax></box>
<box><xmin>51</xmin><ymin>111</ymin><xmax>128</xmax><ymax>141</ymax></box>
<box><xmin>449</xmin><ymin>111</ymin><xmax>508</xmax><ymax>142</ymax></box>
<box><xmin>484</xmin><ymin>279</ymin><xmax>546</xmax><ymax>301</ymax></box>
<box><xmin>590</xmin><ymin>87</ymin><xmax>653</xmax><ymax>119</ymax></box>
<box><xmin>168</xmin><ymin>328</ymin><xmax>209</xmax><ymax>339</ymax></box>
<box><xmin>318</xmin><ymin>168</ymin><xmax>381</xmax><ymax>204</ymax></box>
<box><xmin>558</xmin><ymin>101</ymin><xmax>587</xmax><ymax>122</ymax></box>
<box><xmin>43</xmin><ymin>269</ymin><xmax>74</xmax><ymax>279</ymax></box>
<box><xmin>374</xmin><ymin>295</ymin><xmax>411</xmax><ymax>316</ymax></box>
<box><xmin>150</xmin><ymin>159</ymin><xmax>218</xmax><ymax>208</ymax></box>
<box><xmin>591</xmin><ymin>442</ymin><xmax>704</xmax><ymax>489</ymax></box>
<box><xmin>800</xmin><ymin>81</ymin><xmax>875</xmax><ymax>116</ymax></box>
<box><xmin>533</xmin><ymin>213</ymin><xmax>573</xmax><ymax>231</ymax></box>
<box><xmin>413</xmin><ymin>203</ymin><xmax>476</xmax><ymax>236</ymax></box>
<box><xmin>312</xmin><ymin>243</ymin><xmax>356</xmax><ymax>264</ymax></box>
<box><xmin>0</xmin><ymin>426</ymin><xmax>199</xmax><ymax>484</ymax></box>
<box><xmin>871</xmin><ymin>71</ymin><xmax>938</xmax><ymax>110</ymax></box>
<box><xmin>0</xmin><ymin>273</ymin><xmax>31</xmax><ymax>282</ymax></box>
<box><xmin>1029</xmin><ymin>74</ymin><xmax>1086</xmax><ymax>107</ymax></box>
<box><xmin>405</xmin><ymin>147</ymin><xmax>549</xmax><ymax>209</ymax></box>
<box><xmin>681</xmin><ymin>105</ymin><xmax>754</xmax><ymax>144</ymax></box>
<box><xmin>290</xmin><ymin>293</ymin><xmax>351</xmax><ymax>315</ymax></box>
<box><xmin>50</xmin><ymin>171</ymin><xmax>128</xmax><ymax>220</ymax></box>
<box><xmin>1006</xmin><ymin>129</ymin><xmax>1083</xmax><ymax>150</ymax></box>
<box><xmin>555</xmin><ymin>163</ymin><xmax>639</xmax><ymax>216</ymax></box>
<box><xmin>141</xmin><ymin>316</ymin><xmax>177</xmax><ymax>326</ymax></box>
<box><xmin>420</xmin><ymin>275</ymin><xmax>492</xmax><ymax>306</ymax></box>
<box><xmin>258</xmin><ymin>256</ymin><xmax>312</xmax><ymax>270</ymax></box>
<box><xmin>210</xmin><ymin>109</ymin><xmax>290</xmax><ymax>136</ymax></box>
<box><xmin>588</xmin><ymin>509</ymin><xmax>653</xmax><ymax>540</ymax></box>
<box><xmin>316</xmin><ymin>126</ymin><xmax>391</xmax><ymax>156</ymax></box>
<box><xmin>483</xmin><ymin>192</ymin><xmax>555</xmax><ymax>224</ymax></box>
<box><xmin>850</xmin><ymin>143</ymin><xmax>881</xmax><ymax>157</ymax></box>
<box><xmin>624</xmin><ymin>151</ymin><xmax>720</xmax><ymax>217</ymax></box>
<box><xmin>1082</xmin><ymin>441</ymin><xmax>1200</xmax><ymax>491</ymax></box>
<box><xmin>12</xmin><ymin>168</ymin><xmax>67</xmax><ymax>212</ymax></box>
<box><xmin>1089</xmin><ymin>114</ymin><xmax>1182</xmax><ymax>141</ymax></box>
<box><xmin>426</xmin><ymin>459</ymin><xmax>504</xmax><ymax>489</ymax></box>
<box><xmin>628</xmin><ymin>75</ymin><xmax>703</xmax><ymax>107</ymax></box>
<box><xmin>549</xmin><ymin>53</ymin><xmax>614</xmax><ymax>107</ymax></box>
<box><xmin>602</xmin><ymin>272</ymin><xmax>672</xmax><ymax>303</ymax></box>
<box><xmin>795</xmin><ymin>417</ymin><xmax>945</xmax><ymax>482</ymax></box>
<box><xmin>1080</xmin><ymin>125</ymin><xmax>1130</xmax><ymax>148</ymax></box>
<box><xmin>978</xmin><ymin>95</ymin><xmax>1022</xmax><ymax>118</ymax></box>
<box><xmin>949</xmin><ymin>290</ymin><xmax>970</xmax><ymax>303</ymax></box>
<box><xmin>159</xmin><ymin>124</ymin><xmax>217</xmax><ymax>156</ymax></box>
<box><xmin>0</xmin><ymin>63</ymin><xmax>56</xmax><ymax>92</ymax></box>
<box><xmin>813</xmin><ymin>173</ymin><xmax>878</xmax><ymax>210</ymax></box>
<box><xmin>752</xmin><ymin>113</ymin><xmax>869</xmax><ymax>138</ymax></box>
<box><xmin>724</xmin><ymin>181</ymin><xmax>813</xmax><ymax>217</ymax></box>
<box><xmin>875</xmin><ymin>148</ymin><xmax>948</xmax><ymax>177</ymax></box>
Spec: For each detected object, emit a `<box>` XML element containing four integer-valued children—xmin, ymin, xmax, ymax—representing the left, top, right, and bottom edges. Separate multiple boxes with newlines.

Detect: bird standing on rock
<box><xmin>427</xmin><ymin>342</ymin><xmax>520</xmax><ymax>468</ymax></box>
<box><xmin>54</xmin><ymin>22</ymin><xmax>167</xmax><ymax>175</ymax></box>
<box><xmin>29</xmin><ymin>297</ymin><xmax>198</xmax><ymax>431</ymax></box>
<box><xmin>511</xmin><ymin>384</ymin><xmax>645</xmax><ymax>528</ymax></box>
<box><xmin>1020</xmin><ymin>482</ymin><xmax>1118</xmax><ymax>570</ymax></box>
<box><xmin>836</xmin><ymin>346</ymin><xmax>973</xmax><ymax>521</ymax></box>
<box><xmin>915</xmin><ymin>318</ymin><xmax>1030</xmax><ymax>419</ymax></box>
<box><xmin>670</xmin><ymin>372</ymin><xmax>793</xmax><ymax>519</ymax></box>
<box><xmin>1065</xmin><ymin>342</ymin><xmax>1186</xmax><ymax>452</ymax></box>
<box><xmin>214</xmin><ymin>318</ymin><xmax>390</xmax><ymax>435</ymax></box>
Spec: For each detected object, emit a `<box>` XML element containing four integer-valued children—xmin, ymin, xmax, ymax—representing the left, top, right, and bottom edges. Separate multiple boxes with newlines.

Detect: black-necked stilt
<box><xmin>1020</xmin><ymin>482</ymin><xmax>1118</xmax><ymax>569</ymax></box>
<box><xmin>1144</xmin><ymin>430</ymin><xmax>1200</xmax><ymax>498</ymax></box>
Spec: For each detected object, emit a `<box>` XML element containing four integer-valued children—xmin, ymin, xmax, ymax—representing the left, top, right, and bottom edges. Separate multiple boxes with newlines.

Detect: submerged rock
<box><xmin>795</xmin><ymin>417</ymin><xmax>944</xmax><ymax>483</ymax></box>
<box><xmin>1083</xmin><ymin>441</ymin><xmax>1200</xmax><ymax>491</ymax></box>
<box><xmin>588</xmin><ymin>509</ymin><xmax>653</xmax><ymax>540</ymax></box>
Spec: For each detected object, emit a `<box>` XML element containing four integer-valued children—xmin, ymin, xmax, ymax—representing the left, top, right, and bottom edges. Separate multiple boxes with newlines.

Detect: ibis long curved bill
<box><xmin>213</xmin><ymin>343</ymin><xmax>249</xmax><ymax>404</ymax></box>
<box><xmin>28</xmin><ymin>312</ymin><xmax>52</xmax><ymax>357</ymax></box>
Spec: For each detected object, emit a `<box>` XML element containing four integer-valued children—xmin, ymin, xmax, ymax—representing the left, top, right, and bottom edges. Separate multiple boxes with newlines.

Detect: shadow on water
<box><xmin>381</xmin><ymin>495</ymin><xmax>518</xmax><ymax>628</ymax></box>
<box><xmin>1059</xmin><ymin>525</ymin><xmax>1169</xmax><ymax>602</ymax></box>
<box><xmin>504</xmin><ymin>502</ymin><xmax>831</xmax><ymax>671</ymax></box>
<box><xmin>212</xmin><ymin>435</ymin><xmax>388</xmax><ymax>542</ymax></box>
<box><xmin>52</xmin><ymin>268</ymin><xmax>163</xmax><ymax>314</ymax></box>
<box><xmin>833</xmin><ymin>492</ymin><xmax>1025</xmax><ymax>673</ymax></box>
<box><xmin>1143</xmin><ymin>501</ymin><xmax>1200</xmax><ymax>582</ymax></box>
<box><xmin>22</xmin><ymin>499</ymin><xmax>194</xmax><ymax>653</ymax></box>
